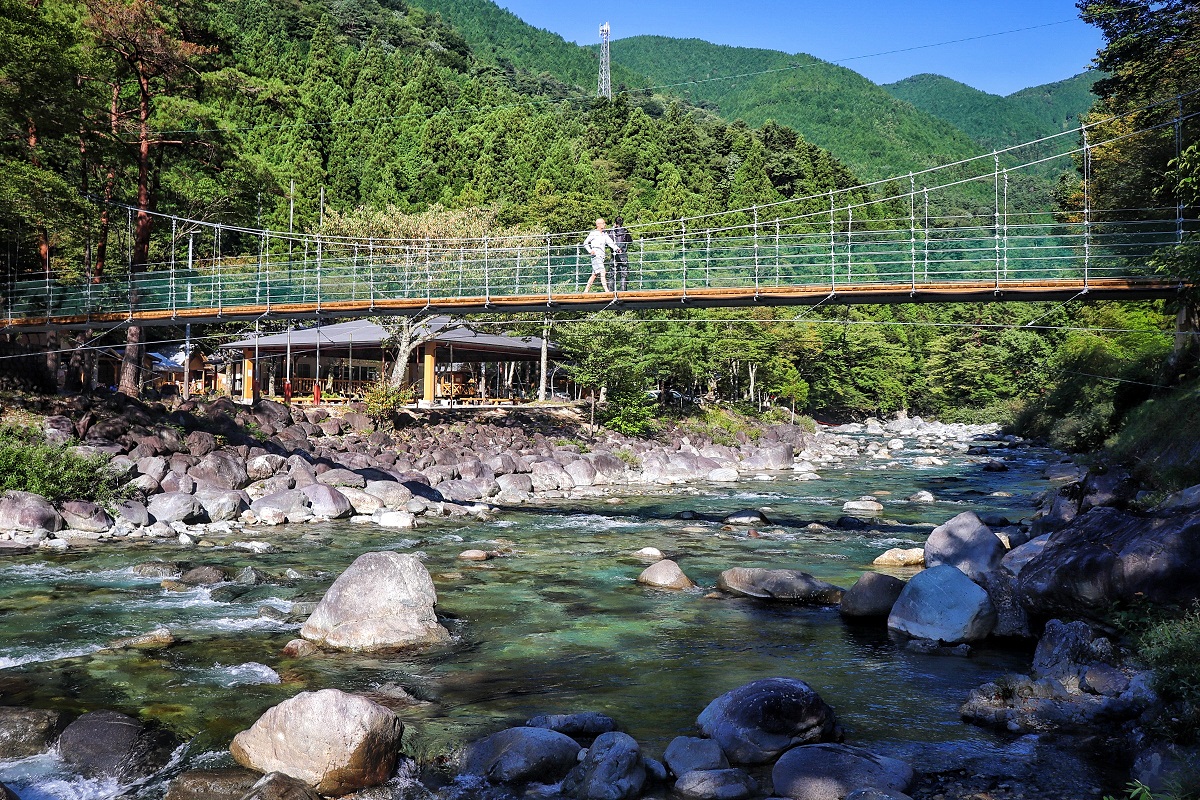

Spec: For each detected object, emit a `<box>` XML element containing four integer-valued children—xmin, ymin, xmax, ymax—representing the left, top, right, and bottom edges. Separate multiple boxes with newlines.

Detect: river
<box><xmin>0</xmin><ymin>431</ymin><xmax>1058</xmax><ymax>799</ymax></box>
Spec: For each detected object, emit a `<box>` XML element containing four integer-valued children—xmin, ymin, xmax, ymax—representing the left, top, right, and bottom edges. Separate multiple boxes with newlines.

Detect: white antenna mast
<box><xmin>598</xmin><ymin>22</ymin><xmax>612</xmax><ymax>99</ymax></box>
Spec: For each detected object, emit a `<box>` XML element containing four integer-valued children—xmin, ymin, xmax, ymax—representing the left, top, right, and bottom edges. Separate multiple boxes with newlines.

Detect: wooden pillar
<box><xmin>423</xmin><ymin>341</ymin><xmax>436</xmax><ymax>404</ymax></box>
<box><xmin>241</xmin><ymin>347</ymin><xmax>258</xmax><ymax>404</ymax></box>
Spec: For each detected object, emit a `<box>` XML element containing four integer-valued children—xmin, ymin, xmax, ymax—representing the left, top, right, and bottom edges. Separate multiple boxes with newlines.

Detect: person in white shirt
<box><xmin>582</xmin><ymin>218</ymin><xmax>617</xmax><ymax>293</ymax></box>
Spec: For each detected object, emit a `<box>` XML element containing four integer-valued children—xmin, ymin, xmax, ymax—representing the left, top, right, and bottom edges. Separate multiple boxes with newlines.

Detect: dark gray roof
<box><xmin>222</xmin><ymin>316</ymin><xmax>557</xmax><ymax>356</ymax></box>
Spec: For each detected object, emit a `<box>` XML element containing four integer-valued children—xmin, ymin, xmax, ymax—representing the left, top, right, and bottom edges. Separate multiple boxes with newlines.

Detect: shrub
<box><xmin>599</xmin><ymin>383</ymin><xmax>658</xmax><ymax>437</ymax></box>
<box><xmin>362</xmin><ymin>380</ymin><xmax>415</xmax><ymax>423</ymax></box>
<box><xmin>0</xmin><ymin>426</ymin><xmax>120</xmax><ymax>504</ymax></box>
<box><xmin>1138</xmin><ymin>603</ymin><xmax>1200</xmax><ymax>745</ymax></box>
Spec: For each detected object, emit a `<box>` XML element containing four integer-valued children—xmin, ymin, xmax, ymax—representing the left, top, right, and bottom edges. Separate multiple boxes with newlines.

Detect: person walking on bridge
<box><xmin>583</xmin><ymin>218</ymin><xmax>617</xmax><ymax>293</ymax></box>
<box><xmin>611</xmin><ymin>217</ymin><xmax>632</xmax><ymax>291</ymax></box>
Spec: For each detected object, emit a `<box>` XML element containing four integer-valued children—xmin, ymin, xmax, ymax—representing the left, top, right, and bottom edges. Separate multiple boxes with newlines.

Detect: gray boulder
<box><xmin>978</xmin><ymin>569</ymin><xmax>1031</xmax><ymax>638</ymax></box>
<box><xmin>1000</xmin><ymin>534</ymin><xmax>1050</xmax><ymax>577</ymax></box>
<box><xmin>1158</xmin><ymin>483</ymin><xmax>1200</xmax><ymax>513</ymax></box>
<box><xmin>363</xmin><ymin>480</ymin><xmax>414</xmax><ymax>508</ymax></box>
<box><xmin>230</xmin><ymin>689</ymin><xmax>402</xmax><ymax>796</ymax></box>
<box><xmin>771</xmin><ymin>744</ymin><xmax>914</xmax><ymax>800</ymax></box>
<box><xmin>1019</xmin><ymin>508</ymin><xmax>1200</xmax><ymax>619</ymax></box>
<box><xmin>59</xmin><ymin>500</ymin><xmax>114</xmax><ymax>532</ymax></box>
<box><xmin>1032</xmin><ymin>619</ymin><xmax>1102</xmax><ymax>682</ymax></box>
<box><xmin>250</xmin><ymin>489</ymin><xmax>310</xmax><ymax>516</ymax></box>
<box><xmin>717</xmin><ymin>568</ymin><xmax>843</xmax><ymax>604</ymax></box>
<box><xmin>246</xmin><ymin>454</ymin><xmax>286</xmax><ymax>481</ymax></box>
<box><xmin>148</xmin><ymin>492</ymin><xmax>207</xmax><ymax>524</ymax></box>
<box><xmin>496</xmin><ymin>473</ymin><xmax>534</xmax><ymax>495</ymax></box>
<box><xmin>194</xmin><ymin>487</ymin><xmax>249</xmax><ymax>522</ymax></box>
<box><xmin>696</xmin><ymin>677</ymin><xmax>841</xmax><ymax>765</ymax></box>
<box><xmin>188</xmin><ymin>451</ymin><xmax>249</xmax><ymax>490</ymax></box>
<box><xmin>887</xmin><ymin>565</ymin><xmax>996</xmax><ymax>643</ymax></box>
<box><xmin>638</xmin><ymin>559</ymin><xmax>694</xmax><ymax>590</ymax></box>
<box><xmin>526</xmin><ymin>712</ymin><xmax>617</xmax><ymax>740</ymax></box>
<box><xmin>300</xmin><ymin>484</ymin><xmax>353</xmax><ymax>519</ymax></box>
<box><xmin>300</xmin><ymin>551</ymin><xmax>451</xmax><ymax>651</ymax></box>
<box><xmin>722</xmin><ymin>509</ymin><xmax>770</xmax><ymax>525</ymax></box>
<box><xmin>0</xmin><ymin>706</ymin><xmax>64</xmax><ymax>759</ymax></box>
<box><xmin>460</xmin><ymin>727</ymin><xmax>581</xmax><ymax>784</ymax></box>
<box><xmin>58</xmin><ymin>710</ymin><xmax>181</xmax><ymax>781</ymax></box>
<box><xmin>923</xmin><ymin>511</ymin><xmax>1005</xmax><ymax>581</ymax></box>
<box><xmin>674</xmin><ymin>768</ymin><xmax>757</xmax><ymax>800</ymax></box>
<box><xmin>561</xmin><ymin>731</ymin><xmax>645</xmax><ymax>800</ymax></box>
<box><xmin>115</xmin><ymin>499</ymin><xmax>151</xmax><ymax>527</ymax></box>
<box><xmin>241</xmin><ymin>772</ymin><xmax>323</xmax><ymax>800</ymax></box>
<box><xmin>185</xmin><ymin>431</ymin><xmax>218</xmax><ymax>457</ymax></box>
<box><xmin>0</xmin><ymin>491</ymin><xmax>62</xmax><ymax>532</ymax></box>
<box><xmin>846</xmin><ymin>791</ymin><xmax>914</xmax><ymax>800</ymax></box>
<box><xmin>664</xmin><ymin>736</ymin><xmax>729</xmax><ymax>777</ymax></box>
<box><xmin>318</xmin><ymin>469</ymin><xmax>366</xmax><ymax>489</ymax></box>
<box><xmin>163</xmin><ymin>768</ymin><xmax>259</xmax><ymax>800</ymax></box>
<box><xmin>839</xmin><ymin>573</ymin><xmax>906</xmax><ymax>619</ymax></box>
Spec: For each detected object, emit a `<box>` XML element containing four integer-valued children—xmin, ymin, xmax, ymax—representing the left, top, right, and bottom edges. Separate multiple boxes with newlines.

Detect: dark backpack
<box><xmin>613</xmin><ymin>226</ymin><xmax>632</xmax><ymax>250</ymax></box>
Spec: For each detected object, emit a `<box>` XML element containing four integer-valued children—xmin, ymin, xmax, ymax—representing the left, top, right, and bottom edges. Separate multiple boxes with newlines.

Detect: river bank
<box><xmin>0</xmin><ymin>392</ymin><xmax>1196</xmax><ymax>800</ymax></box>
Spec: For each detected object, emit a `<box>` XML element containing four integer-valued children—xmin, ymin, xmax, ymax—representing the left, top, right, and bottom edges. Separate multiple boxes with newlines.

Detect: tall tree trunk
<box><xmin>118</xmin><ymin>69</ymin><xmax>153</xmax><ymax>397</ymax></box>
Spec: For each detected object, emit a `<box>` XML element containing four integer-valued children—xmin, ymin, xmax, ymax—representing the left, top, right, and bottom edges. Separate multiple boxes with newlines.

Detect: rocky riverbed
<box><xmin>0</xmin><ymin>393</ymin><xmax>1198</xmax><ymax>799</ymax></box>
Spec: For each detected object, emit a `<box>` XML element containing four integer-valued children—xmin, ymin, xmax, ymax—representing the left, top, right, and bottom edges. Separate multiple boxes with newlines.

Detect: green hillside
<box><xmin>609</xmin><ymin>35</ymin><xmax>987</xmax><ymax>181</ymax></box>
<box><xmin>404</xmin><ymin>0</ymin><xmax>647</xmax><ymax>93</ymax></box>
<box><xmin>883</xmin><ymin>71</ymin><xmax>1100</xmax><ymax>151</ymax></box>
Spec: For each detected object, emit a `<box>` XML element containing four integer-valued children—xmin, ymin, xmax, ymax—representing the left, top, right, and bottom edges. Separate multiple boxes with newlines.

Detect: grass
<box><xmin>0</xmin><ymin>425</ymin><xmax>121</xmax><ymax>504</ymax></box>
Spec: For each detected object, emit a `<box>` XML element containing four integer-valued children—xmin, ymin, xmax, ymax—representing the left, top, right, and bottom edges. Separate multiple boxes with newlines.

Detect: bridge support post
<box><xmin>240</xmin><ymin>347</ymin><xmax>259</xmax><ymax>405</ymax></box>
<box><xmin>422</xmin><ymin>341</ymin><xmax>437</xmax><ymax>406</ymax></box>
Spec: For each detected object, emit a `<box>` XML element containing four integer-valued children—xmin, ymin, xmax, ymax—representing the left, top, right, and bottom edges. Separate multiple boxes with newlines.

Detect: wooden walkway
<box><xmin>1</xmin><ymin>277</ymin><xmax>1183</xmax><ymax>330</ymax></box>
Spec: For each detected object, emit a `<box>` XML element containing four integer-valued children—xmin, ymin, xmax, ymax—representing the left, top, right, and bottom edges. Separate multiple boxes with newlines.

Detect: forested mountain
<box><xmin>404</xmin><ymin>0</ymin><xmax>647</xmax><ymax>93</ymax></box>
<box><xmin>608</xmin><ymin>35</ymin><xmax>987</xmax><ymax>181</ymax></box>
<box><xmin>883</xmin><ymin>71</ymin><xmax>1100</xmax><ymax>152</ymax></box>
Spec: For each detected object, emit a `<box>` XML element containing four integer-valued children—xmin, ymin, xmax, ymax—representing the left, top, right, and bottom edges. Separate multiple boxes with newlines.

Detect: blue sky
<box><xmin>496</xmin><ymin>0</ymin><xmax>1104</xmax><ymax>96</ymax></box>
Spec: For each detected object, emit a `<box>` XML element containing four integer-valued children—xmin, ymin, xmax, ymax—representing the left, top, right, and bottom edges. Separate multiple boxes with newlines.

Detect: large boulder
<box><xmin>363</xmin><ymin>480</ymin><xmax>414</xmax><ymax>508</ymax></box>
<box><xmin>460</xmin><ymin>727</ymin><xmax>581</xmax><ymax>784</ymax></box>
<box><xmin>188</xmin><ymin>451</ymin><xmax>250</xmax><ymax>490</ymax></box>
<box><xmin>59</xmin><ymin>500</ymin><xmax>114</xmax><ymax>533</ymax></box>
<box><xmin>241</xmin><ymin>772</ymin><xmax>324</xmax><ymax>800</ymax></box>
<box><xmin>887</xmin><ymin>565</ymin><xmax>996</xmax><ymax>644</ymax></box>
<box><xmin>230</xmin><ymin>689</ymin><xmax>402</xmax><ymax>796</ymax></box>
<box><xmin>0</xmin><ymin>491</ymin><xmax>63</xmax><ymax>532</ymax></box>
<box><xmin>250</xmin><ymin>490</ymin><xmax>310</xmax><ymax>517</ymax></box>
<box><xmin>638</xmin><ymin>559</ymin><xmax>694</xmax><ymax>590</ymax></box>
<box><xmin>526</xmin><ymin>713</ymin><xmax>617</xmax><ymax>740</ymax></box>
<box><xmin>771</xmin><ymin>744</ymin><xmax>914</xmax><ymax>800</ymax></box>
<box><xmin>147</xmin><ymin>492</ymin><xmax>207</xmax><ymax>524</ymax></box>
<box><xmin>0</xmin><ymin>707</ymin><xmax>64</xmax><ymax>759</ymax></box>
<box><xmin>664</xmin><ymin>736</ymin><xmax>729</xmax><ymax>777</ymax></box>
<box><xmin>716</xmin><ymin>568</ymin><xmax>843</xmax><ymax>604</ymax></box>
<box><xmin>923</xmin><ymin>511</ymin><xmax>1005</xmax><ymax>581</ymax></box>
<box><xmin>300</xmin><ymin>484</ymin><xmax>353</xmax><ymax>519</ymax></box>
<box><xmin>194</xmin><ymin>487</ymin><xmax>249</xmax><ymax>523</ymax></box>
<box><xmin>300</xmin><ymin>552</ymin><xmax>451</xmax><ymax>651</ymax></box>
<box><xmin>839</xmin><ymin>573</ymin><xmax>906</xmax><ymax>619</ymax></box>
<box><xmin>696</xmin><ymin>678</ymin><xmax>841</xmax><ymax>765</ymax></box>
<box><xmin>58</xmin><ymin>710</ymin><xmax>181</xmax><ymax>781</ymax></box>
<box><xmin>164</xmin><ymin>768</ymin><xmax>260</xmax><ymax>800</ymax></box>
<box><xmin>561</xmin><ymin>731</ymin><xmax>645</xmax><ymax>800</ymax></box>
<box><xmin>1018</xmin><ymin>508</ymin><xmax>1200</xmax><ymax>619</ymax></box>
<box><xmin>673</xmin><ymin>769</ymin><xmax>757</xmax><ymax>800</ymax></box>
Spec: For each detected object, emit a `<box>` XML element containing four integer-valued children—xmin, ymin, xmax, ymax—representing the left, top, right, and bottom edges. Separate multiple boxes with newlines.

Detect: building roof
<box><xmin>221</xmin><ymin>316</ymin><xmax>558</xmax><ymax>358</ymax></box>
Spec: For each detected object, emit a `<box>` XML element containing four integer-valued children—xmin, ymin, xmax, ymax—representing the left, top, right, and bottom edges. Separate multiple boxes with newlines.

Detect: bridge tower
<box><xmin>598</xmin><ymin>22</ymin><xmax>612</xmax><ymax>99</ymax></box>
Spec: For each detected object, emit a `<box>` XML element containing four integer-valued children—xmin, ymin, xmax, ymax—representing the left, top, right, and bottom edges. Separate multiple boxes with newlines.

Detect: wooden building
<box><xmin>220</xmin><ymin>317</ymin><xmax>560</xmax><ymax>405</ymax></box>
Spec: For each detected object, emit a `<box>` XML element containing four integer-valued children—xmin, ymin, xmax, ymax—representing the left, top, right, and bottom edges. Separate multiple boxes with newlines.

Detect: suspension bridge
<box><xmin>2</xmin><ymin>100</ymin><xmax>1194</xmax><ymax>332</ymax></box>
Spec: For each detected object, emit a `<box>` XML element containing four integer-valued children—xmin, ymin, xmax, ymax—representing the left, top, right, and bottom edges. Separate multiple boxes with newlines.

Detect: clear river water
<box><xmin>0</xmin><ymin>435</ymin><xmax>1061</xmax><ymax>799</ymax></box>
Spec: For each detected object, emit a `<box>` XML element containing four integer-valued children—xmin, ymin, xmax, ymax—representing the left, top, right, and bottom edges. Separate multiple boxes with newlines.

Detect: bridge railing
<box><xmin>1</xmin><ymin>215</ymin><xmax>1187</xmax><ymax>321</ymax></box>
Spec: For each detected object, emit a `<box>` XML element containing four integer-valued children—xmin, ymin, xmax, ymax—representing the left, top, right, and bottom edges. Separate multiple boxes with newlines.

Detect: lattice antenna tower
<box><xmin>598</xmin><ymin>22</ymin><xmax>612</xmax><ymax>99</ymax></box>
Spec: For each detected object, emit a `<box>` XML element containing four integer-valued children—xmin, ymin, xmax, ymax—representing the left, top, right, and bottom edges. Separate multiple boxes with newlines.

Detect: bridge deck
<box><xmin>2</xmin><ymin>277</ymin><xmax>1182</xmax><ymax>331</ymax></box>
